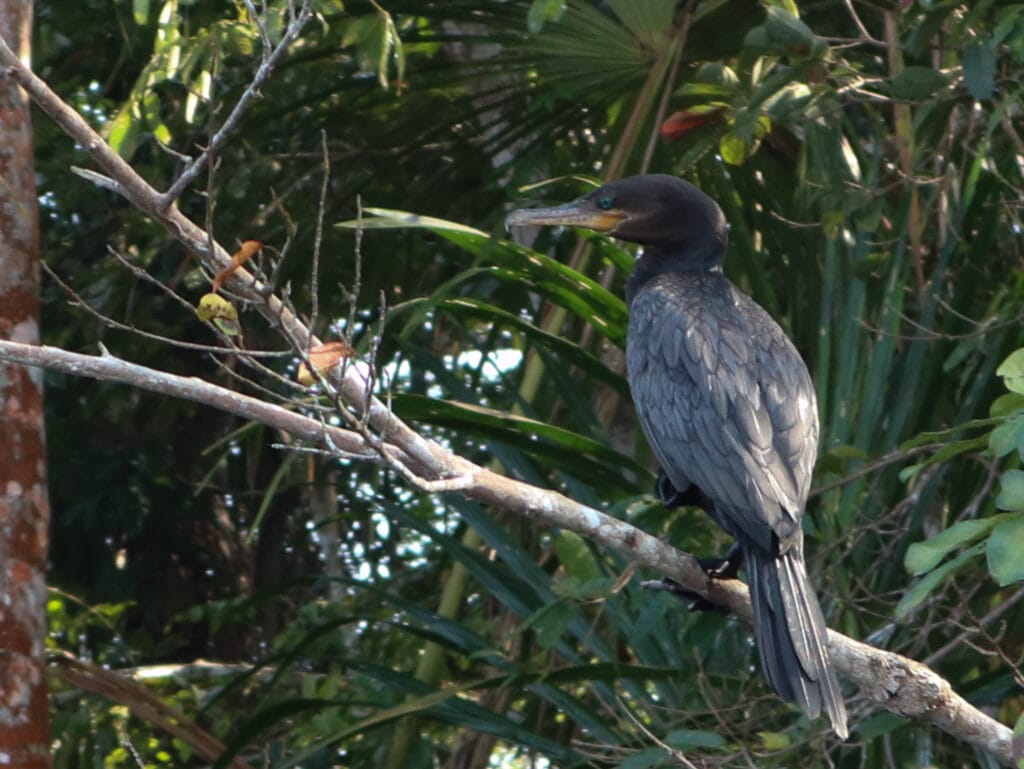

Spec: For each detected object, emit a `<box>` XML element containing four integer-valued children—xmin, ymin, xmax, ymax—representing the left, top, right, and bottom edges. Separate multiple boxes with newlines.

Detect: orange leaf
<box><xmin>297</xmin><ymin>341</ymin><xmax>356</xmax><ymax>385</ymax></box>
<box><xmin>212</xmin><ymin>240</ymin><xmax>263</xmax><ymax>293</ymax></box>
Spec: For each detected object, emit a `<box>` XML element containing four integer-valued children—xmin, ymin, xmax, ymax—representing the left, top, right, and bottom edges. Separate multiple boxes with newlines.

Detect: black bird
<box><xmin>507</xmin><ymin>174</ymin><xmax>848</xmax><ymax>738</ymax></box>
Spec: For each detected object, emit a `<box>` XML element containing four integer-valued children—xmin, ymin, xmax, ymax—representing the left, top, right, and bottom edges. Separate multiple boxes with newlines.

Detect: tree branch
<box><xmin>51</xmin><ymin>651</ymin><xmax>251</xmax><ymax>769</ymax></box>
<box><xmin>0</xmin><ymin>339</ymin><xmax>1014</xmax><ymax>765</ymax></box>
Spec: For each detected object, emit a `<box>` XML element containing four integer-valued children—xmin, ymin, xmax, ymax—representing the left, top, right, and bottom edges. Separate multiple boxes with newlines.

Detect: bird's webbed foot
<box><xmin>658</xmin><ymin>543</ymin><xmax>745</xmax><ymax>613</ymax></box>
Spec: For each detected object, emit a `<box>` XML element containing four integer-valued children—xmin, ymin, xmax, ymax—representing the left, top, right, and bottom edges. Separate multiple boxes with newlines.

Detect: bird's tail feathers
<box><xmin>746</xmin><ymin>547</ymin><xmax>848</xmax><ymax>739</ymax></box>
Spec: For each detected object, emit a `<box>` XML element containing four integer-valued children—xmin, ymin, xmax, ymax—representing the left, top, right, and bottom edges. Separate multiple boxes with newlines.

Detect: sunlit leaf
<box><xmin>997</xmin><ymin>349</ymin><xmax>1024</xmax><ymax>394</ymax></box>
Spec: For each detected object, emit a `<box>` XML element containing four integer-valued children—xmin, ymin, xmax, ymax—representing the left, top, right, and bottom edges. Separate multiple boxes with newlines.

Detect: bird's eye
<box><xmin>598</xmin><ymin>195</ymin><xmax>614</xmax><ymax>211</ymax></box>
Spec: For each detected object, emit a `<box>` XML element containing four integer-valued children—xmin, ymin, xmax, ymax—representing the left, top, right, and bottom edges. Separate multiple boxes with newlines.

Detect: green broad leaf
<box><xmin>743</xmin><ymin>7</ymin><xmax>825</xmax><ymax>59</ymax></box>
<box><xmin>991</xmin><ymin>416</ymin><xmax>1024</xmax><ymax>457</ymax></box>
<box><xmin>991</xmin><ymin>393</ymin><xmax>1024</xmax><ymax>418</ymax></box>
<box><xmin>757</xmin><ymin>731</ymin><xmax>793</xmax><ymax>750</ymax></box>
<box><xmin>675</xmin><ymin>63</ymin><xmax>739</xmax><ymax>98</ymax></box>
<box><xmin>997</xmin><ymin>470</ymin><xmax>1024</xmax><ymax>511</ymax></box>
<box><xmin>341</xmin><ymin>15</ymin><xmax>387</xmax><ymax>86</ymax></box>
<box><xmin>133</xmin><ymin>0</ymin><xmax>150</xmax><ymax>25</ymax></box>
<box><xmin>997</xmin><ymin>349</ymin><xmax>1024</xmax><ymax>394</ymax></box>
<box><xmin>719</xmin><ymin>132</ymin><xmax>749</xmax><ymax>165</ymax></box>
<box><xmin>905</xmin><ymin>517</ymin><xmax>1002</xmax><ymax>574</ymax></box>
<box><xmin>523</xmin><ymin>601</ymin><xmax>573</xmax><ymax>650</ymax></box>
<box><xmin>854</xmin><ymin>712</ymin><xmax>906</xmax><ymax>740</ymax></box>
<box><xmin>963</xmin><ymin>40</ymin><xmax>996</xmax><ymax>101</ymax></box>
<box><xmin>384</xmin><ymin>12</ymin><xmax>405</xmax><ymax>89</ymax></box>
<box><xmin>107</xmin><ymin>105</ymin><xmax>141</xmax><ymax>159</ymax></box>
<box><xmin>617</xmin><ymin>747</ymin><xmax>669</xmax><ymax>769</ymax></box>
<box><xmin>987</xmin><ymin>514</ymin><xmax>1024</xmax><ymax>585</ymax></box>
<box><xmin>556</xmin><ymin>530</ymin><xmax>601</xmax><ymax>583</ymax></box>
<box><xmin>895</xmin><ymin>542</ymin><xmax>986</xmax><ymax>619</ymax></box>
<box><xmin>664</xmin><ymin>729</ymin><xmax>728</xmax><ymax>749</ymax></box>
<box><xmin>890</xmin><ymin>66</ymin><xmax>948</xmax><ymax>100</ymax></box>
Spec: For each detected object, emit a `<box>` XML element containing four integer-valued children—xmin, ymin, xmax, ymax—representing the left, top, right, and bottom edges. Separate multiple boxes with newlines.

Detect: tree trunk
<box><xmin>0</xmin><ymin>1</ymin><xmax>52</xmax><ymax>766</ymax></box>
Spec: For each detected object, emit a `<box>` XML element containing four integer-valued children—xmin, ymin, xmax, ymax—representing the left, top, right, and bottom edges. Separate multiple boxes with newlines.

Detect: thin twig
<box><xmin>309</xmin><ymin>129</ymin><xmax>330</xmax><ymax>335</ymax></box>
<box><xmin>159</xmin><ymin>1</ymin><xmax>314</xmax><ymax>208</ymax></box>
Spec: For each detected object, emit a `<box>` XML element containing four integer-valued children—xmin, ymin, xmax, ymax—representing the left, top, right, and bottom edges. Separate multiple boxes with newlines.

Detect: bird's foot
<box><xmin>701</xmin><ymin>543</ymin><xmax>744</xmax><ymax>581</ymax></box>
<box><xmin>653</xmin><ymin>546</ymin><xmax>745</xmax><ymax>612</ymax></box>
<box><xmin>656</xmin><ymin>575</ymin><xmax>724</xmax><ymax>613</ymax></box>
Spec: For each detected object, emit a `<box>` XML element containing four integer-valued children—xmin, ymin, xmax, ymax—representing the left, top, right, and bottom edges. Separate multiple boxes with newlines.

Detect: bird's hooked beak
<box><xmin>505</xmin><ymin>199</ymin><xmax>628</xmax><ymax>234</ymax></box>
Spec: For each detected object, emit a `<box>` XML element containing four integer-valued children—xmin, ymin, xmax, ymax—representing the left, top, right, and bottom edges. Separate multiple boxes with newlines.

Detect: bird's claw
<box><xmin>700</xmin><ymin>550</ymin><xmax>743</xmax><ymax>581</ymax></box>
<box><xmin>659</xmin><ymin>546</ymin><xmax>745</xmax><ymax>612</ymax></box>
<box><xmin>658</xmin><ymin>576</ymin><xmax>722</xmax><ymax>613</ymax></box>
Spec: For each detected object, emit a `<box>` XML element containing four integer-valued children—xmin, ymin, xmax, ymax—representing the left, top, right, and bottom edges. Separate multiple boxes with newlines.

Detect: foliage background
<box><xmin>33</xmin><ymin>0</ymin><xmax>1024</xmax><ymax>767</ymax></box>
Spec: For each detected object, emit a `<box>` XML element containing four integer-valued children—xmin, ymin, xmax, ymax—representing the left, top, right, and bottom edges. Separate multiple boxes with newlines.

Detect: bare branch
<box><xmin>0</xmin><ymin>340</ymin><xmax>382</xmax><ymax>464</ymax></box>
<box><xmin>0</xmin><ymin>337</ymin><xmax>1015</xmax><ymax>764</ymax></box>
<box><xmin>51</xmin><ymin>651</ymin><xmax>251</xmax><ymax>769</ymax></box>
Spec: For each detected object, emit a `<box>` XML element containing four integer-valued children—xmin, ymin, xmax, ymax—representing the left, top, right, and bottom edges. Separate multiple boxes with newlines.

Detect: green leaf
<box><xmin>895</xmin><ymin>542</ymin><xmax>986</xmax><ymax>619</ymax></box>
<box><xmin>757</xmin><ymin>731</ymin><xmax>793</xmax><ymax>750</ymax></box>
<box><xmin>990</xmin><ymin>416</ymin><xmax>1024</xmax><ymax>457</ymax></box>
<box><xmin>719</xmin><ymin>132</ymin><xmax>748</xmax><ymax>165</ymax></box>
<box><xmin>345</xmin><ymin>208</ymin><xmax>628</xmax><ymax>345</ymax></box>
<box><xmin>890</xmin><ymin>66</ymin><xmax>948</xmax><ymax>100</ymax></box>
<box><xmin>991</xmin><ymin>393</ymin><xmax>1024</xmax><ymax>418</ymax></box>
<box><xmin>998</xmin><ymin>349</ymin><xmax>1024</xmax><ymax>394</ymax></box>
<box><xmin>904</xmin><ymin>517</ymin><xmax>1001</xmax><ymax>574</ymax></box>
<box><xmin>526</xmin><ymin>601</ymin><xmax>573</xmax><ymax>650</ymax></box>
<box><xmin>987</xmin><ymin>514</ymin><xmax>1024</xmax><ymax>585</ymax></box>
<box><xmin>963</xmin><ymin>40</ymin><xmax>996</xmax><ymax>101</ymax></box>
<box><xmin>391</xmin><ymin>394</ymin><xmax>647</xmax><ymax>481</ymax></box>
<box><xmin>996</xmin><ymin>470</ymin><xmax>1024</xmax><ymax>511</ymax></box>
<box><xmin>556</xmin><ymin>530</ymin><xmax>601</xmax><ymax>583</ymax></box>
<box><xmin>663</xmin><ymin>729</ymin><xmax>727</xmax><ymax>749</ymax></box>
<box><xmin>743</xmin><ymin>7</ymin><xmax>826</xmax><ymax>59</ymax></box>
<box><xmin>133</xmin><ymin>0</ymin><xmax>150</xmax><ymax>25</ymax></box>
<box><xmin>107</xmin><ymin>105</ymin><xmax>141</xmax><ymax>159</ymax></box>
<box><xmin>855</xmin><ymin>712</ymin><xmax>906</xmax><ymax>740</ymax></box>
<box><xmin>617</xmin><ymin>747</ymin><xmax>669</xmax><ymax>769</ymax></box>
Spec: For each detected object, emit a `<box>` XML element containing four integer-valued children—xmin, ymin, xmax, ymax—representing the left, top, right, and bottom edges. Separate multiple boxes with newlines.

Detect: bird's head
<box><xmin>506</xmin><ymin>174</ymin><xmax>728</xmax><ymax>268</ymax></box>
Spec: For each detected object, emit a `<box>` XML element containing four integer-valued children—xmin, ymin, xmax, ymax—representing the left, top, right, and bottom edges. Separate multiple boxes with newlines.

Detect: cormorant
<box><xmin>507</xmin><ymin>174</ymin><xmax>848</xmax><ymax>738</ymax></box>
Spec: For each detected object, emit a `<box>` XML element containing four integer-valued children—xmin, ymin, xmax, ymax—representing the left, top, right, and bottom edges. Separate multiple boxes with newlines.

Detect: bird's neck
<box><xmin>626</xmin><ymin>244</ymin><xmax>725</xmax><ymax>306</ymax></box>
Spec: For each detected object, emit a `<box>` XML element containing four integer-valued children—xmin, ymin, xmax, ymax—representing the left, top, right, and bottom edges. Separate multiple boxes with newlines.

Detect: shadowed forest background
<box><xmin>17</xmin><ymin>0</ymin><xmax>1024</xmax><ymax>766</ymax></box>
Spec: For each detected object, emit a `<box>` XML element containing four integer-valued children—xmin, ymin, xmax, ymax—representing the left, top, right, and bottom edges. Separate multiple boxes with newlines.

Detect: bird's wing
<box><xmin>627</xmin><ymin>273</ymin><xmax>817</xmax><ymax>553</ymax></box>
